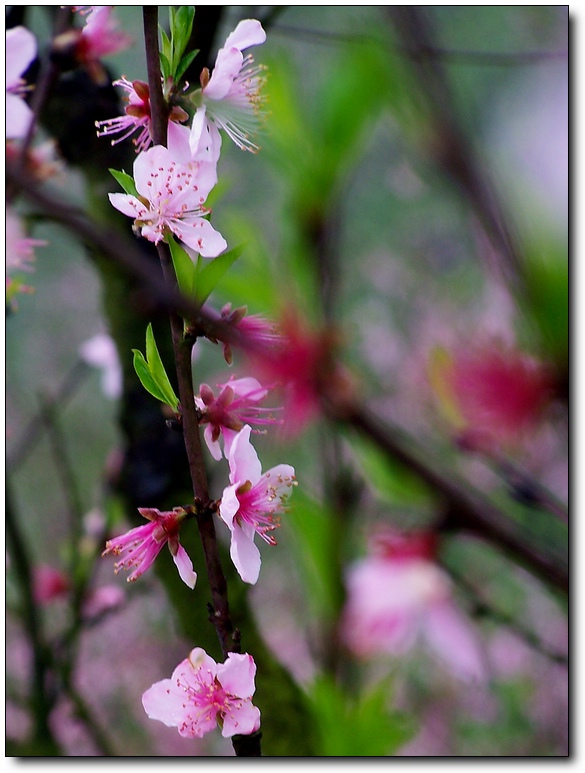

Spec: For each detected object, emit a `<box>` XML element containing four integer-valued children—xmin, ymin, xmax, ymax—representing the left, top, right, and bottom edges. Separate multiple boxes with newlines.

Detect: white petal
<box><xmin>172</xmin><ymin>217</ymin><xmax>227</xmax><ymax>259</ymax></box>
<box><xmin>227</xmin><ymin>425</ymin><xmax>262</xmax><ymax>485</ymax></box>
<box><xmin>108</xmin><ymin>192</ymin><xmax>147</xmax><ymax>219</ymax></box>
<box><xmin>230</xmin><ymin>523</ymin><xmax>261</xmax><ymax>584</ymax></box>
<box><xmin>6</xmin><ymin>26</ymin><xmax>37</xmax><ymax>88</ymax></box>
<box><xmin>5</xmin><ymin>93</ymin><xmax>33</xmax><ymax>140</ymax></box>
<box><xmin>219</xmin><ymin>483</ymin><xmax>240</xmax><ymax>529</ymax></box>
<box><xmin>223</xmin><ymin>20</ymin><xmax>266</xmax><ymax>53</ymax></box>
<box><xmin>204</xmin><ymin>48</ymin><xmax>243</xmax><ymax>101</ymax></box>
<box><xmin>172</xmin><ymin>544</ymin><xmax>197</xmax><ymax>589</ymax></box>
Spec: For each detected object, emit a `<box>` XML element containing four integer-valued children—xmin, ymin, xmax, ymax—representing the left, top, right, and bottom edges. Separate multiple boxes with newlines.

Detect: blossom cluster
<box><xmin>96</xmin><ymin>17</ymin><xmax>291</xmax><ymax>741</ymax></box>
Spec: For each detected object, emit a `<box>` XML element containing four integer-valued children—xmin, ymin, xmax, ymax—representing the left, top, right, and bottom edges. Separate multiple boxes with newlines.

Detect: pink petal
<box><xmin>204</xmin><ymin>47</ymin><xmax>243</xmax><ymax>101</ymax></box>
<box><xmin>204</xmin><ymin>424</ymin><xmax>223</xmax><ymax>461</ymax></box>
<box><xmin>227</xmin><ymin>377</ymin><xmax>267</xmax><ymax>400</ymax></box>
<box><xmin>217</xmin><ymin>653</ymin><xmax>256</xmax><ymax>699</ymax></box>
<box><xmin>223</xmin><ymin>19</ymin><xmax>266</xmax><ymax>53</ymax></box>
<box><xmin>221</xmin><ymin>702</ymin><xmax>261</xmax><ymax>738</ymax></box>
<box><xmin>184</xmin><ymin>647</ymin><xmax>218</xmax><ymax>682</ymax></box>
<box><xmin>133</xmin><ymin>144</ymin><xmax>169</xmax><ymax>198</ymax></box>
<box><xmin>172</xmin><ymin>217</ymin><xmax>227</xmax><ymax>258</ymax></box>
<box><xmin>221</xmin><ymin>427</ymin><xmax>238</xmax><ymax>459</ymax></box>
<box><xmin>172</xmin><ymin>544</ymin><xmax>197</xmax><ymax>589</ymax></box>
<box><xmin>230</xmin><ymin>522</ymin><xmax>261</xmax><ymax>585</ymax></box>
<box><xmin>261</xmin><ymin>464</ymin><xmax>295</xmax><ymax>502</ymax></box>
<box><xmin>167</xmin><ymin>121</ymin><xmax>193</xmax><ymax>164</ymax></box>
<box><xmin>423</xmin><ymin>601</ymin><xmax>487</xmax><ymax>683</ymax></box>
<box><xmin>142</xmin><ymin>678</ymin><xmax>188</xmax><ymax>727</ymax></box>
<box><xmin>108</xmin><ymin>192</ymin><xmax>147</xmax><ymax>219</ymax></box>
<box><xmin>5</xmin><ymin>93</ymin><xmax>33</xmax><ymax>140</ymax></box>
<box><xmin>6</xmin><ymin>26</ymin><xmax>37</xmax><ymax>87</ymax></box>
<box><xmin>189</xmin><ymin>107</ymin><xmax>222</xmax><ymax>163</ymax></box>
<box><xmin>227</xmin><ymin>425</ymin><xmax>262</xmax><ymax>485</ymax></box>
<box><xmin>219</xmin><ymin>483</ymin><xmax>240</xmax><ymax>529</ymax></box>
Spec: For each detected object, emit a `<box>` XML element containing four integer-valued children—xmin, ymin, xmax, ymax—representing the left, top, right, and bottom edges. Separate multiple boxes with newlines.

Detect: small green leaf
<box><xmin>168</xmin><ymin>235</ymin><xmax>199</xmax><ymax>299</ymax></box>
<box><xmin>175</xmin><ymin>49</ymin><xmax>199</xmax><ymax>83</ymax></box>
<box><xmin>195</xmin><ymin>244</ymin><xmax>245</xmax><ymax>304</ymax></box>
<box><xmin>145</xmin><ymin>323</ymin><xmax>180</xmax><ymax>410</ymax></box>
<box><xmin>159</xmin><ymin>50</ymin><xmax>172</xmax><ymax>81</ymax></box>
<box><xmin>132</xmin><ymin>349</ymin><xmax>168</xmax><ymax>404</ymax></box>
<box><xmin>109</xmin><ymin>168</ymin><xmax>139</xmax><ymax>198</ymax></box>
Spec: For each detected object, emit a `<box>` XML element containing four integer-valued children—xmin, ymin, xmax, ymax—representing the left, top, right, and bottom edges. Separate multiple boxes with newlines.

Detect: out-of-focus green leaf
<box><xmin>108</xmin><ymin>168</ymin><xmax>138</xmax><ymax>198</ymax></box>
<box><xmin>347</xmin><ymin>430</ymin><xmax>435</xmax><ymax>508</ymax></box>
<box><xmin>306</xmin><ymin>675</ymin><xmax>414</xmax><ymax>756</ymax></box>
<box><xmin>285</xmin><ymin>490</ymin><xmax>342</xmax><ymax>620</ymax></box>
<box><xmin>196</xmin><ymin>244</ymin><xmax>245</xmax><ymax>304</ymax></box>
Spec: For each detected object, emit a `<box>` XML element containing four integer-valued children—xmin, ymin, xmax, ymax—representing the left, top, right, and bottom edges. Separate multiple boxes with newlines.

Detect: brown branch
<box><xmin>142</xmin><ymin>7</ymin><xmax>260</xmax><ymax>756</ymax></box>
<box><xmin>333</xmin><ymin>401</ymin><xmax>568</xmax><ymax>594</ymax></box>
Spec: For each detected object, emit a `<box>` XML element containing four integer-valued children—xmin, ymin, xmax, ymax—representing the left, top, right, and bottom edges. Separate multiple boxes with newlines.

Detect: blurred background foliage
<box><xmin>6</xmin><ymin>5</ymin><xmax>568</xmax><ymax>757</ymax></box>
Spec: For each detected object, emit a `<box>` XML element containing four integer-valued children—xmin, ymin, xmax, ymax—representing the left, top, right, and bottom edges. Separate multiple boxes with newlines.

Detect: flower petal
<box><xmin>172</xmin><ymin>544</ymin><xmax>197</xmax><ymax>589</ymax></box>
<box><xmin>108</xmin><ymin>192</ymin><xmax>147</xmax><ymax>219</ymax></box>
<box><xmin>230</xmin><ymin>522</ymin><xmax>261</xmax><ymax>584</ymax></box>
<box><xmin>219</xmin><ymin>483</ymin><xmax>240</xmax><ymax>529</ymax></box>
<box><xmin>223</xmin><ymin>19</ymin><xmax>266</xmax><ymax>53</ymax></box>
<box><xmin>6</xmin><ymin>26</ymin><xmax>37</xmax><ymax>88</ymax></box>
<box><xmin>172</xmin><ymin>217</ymin><xmax>227</xmax><ymax>259</ymax></box>
<box><xmin>217</xmin><ymin>652</ymin><xmax>257</xmax><ymax>699</ymax></box>
<box><xmin>227</xmin><ymin>425</ymin><xmax>262</xmax><ymax>485</ymax></box>
<box><xmin>5</xmin><ymin>93</ymin><xmax>34</xmax><ymax>140</ymax></box>
<box><xmin>204</xmin><ymin>47</ymin><xmax>244</xmax><ymax>101</ymax></box>
<box><xmin>423</xmin><ymin>601</ymin><xmax>487</xmax><ymax>683</ymax></box>
<box><xmin>142</xmin><ymin>678</ymin><xmax>187</xmax><ymax>727</ymax></box>
<box><xmin>221</xmin><ymin>702</ymin><xmax>261</xmax><ymax>738</ymax></box>
<box><xmin>204</xmin><ymin>424</ymin><xmax>223</xmax><ymax>461</ymax></box>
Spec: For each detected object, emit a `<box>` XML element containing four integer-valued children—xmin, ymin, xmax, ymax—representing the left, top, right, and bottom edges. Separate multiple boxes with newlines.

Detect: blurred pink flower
<box><xmin>248</xmin><ymin>311</ymin><xmax>345</xmax><ymax>433</ymax></box>
<box><xmin>82</xmin><ymin>584</ymin><xmax>125</xmax><ymax>620</ymax></box>
<box><xmin>5</xmin><ymin>25</ymin><xmax>37</xmax><ymax>139</ymax></box>
<box><xmin>33</xmin><ymin>565</ymin><xmax>70</xmax><ymax>604</ymax></box>
<box><xmin>142</xmin><ymin>647</ymin><xmax>261</xmax><ymax>739</ymax></box>
<box><xmin>96</xmin><ymin>78</ymin><xmax>189</xmax><ymax>154</ymax></box>
<box><xmin>108</xmin><ymin>144</ymin><xmax>226</xmax><ymax>257</ymax></box>
<box><xmin>195</xmin><ymin>376</ymin><xmax>281</xmax><ymax>461</ymax></box>
<box><xmin>6</xmin><ymin>206</ymin><xmax>46</xmax><ymax>303</ymax></box>
<box><xmin>189</xmin><ymin>19</ymin><xmax>267</xmax><ymax>158</ymax></box>
<box><xmin>429</xmin><ymin>341</ymin><xmax>553</xmax><ymax>450</ymax></box>
<box><xmin>102</xmin><ymin>506</ymin><xmax>197</xmax><ymax>588</ymax></box>
<box><xmin>79</xmin><ymin>332</ymin><xmax>122</xmax><ymax>399</ymax></box>
<box><xmin>217</xmin><ymin>303</ymin><xmax>282</xmax><ymax>365</ymax></box>
<box><xmin>77</xmin><ymin>6</ymin><xmax>132</xmax><ymax>61</ymax></box>
<box><xmin>342</xmin><ymin>529</ymin><xmax>486</xmax><ymax>682</ymax></box>
<box><xmin>219</xmin><ymin>425</ymin><xmax>295</xmax><ymax>584</ymax></box>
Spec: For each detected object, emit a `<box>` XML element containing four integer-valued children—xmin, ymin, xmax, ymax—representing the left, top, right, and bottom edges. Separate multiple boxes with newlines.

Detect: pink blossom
<box><xmin>95</xmin><ymin>78</ymin><xmax>189</xmax><ymax>154</ymax></box>
<box><xmin>430</xmin><ymin>341</ymin><xmax>553</xmax><ymax>450</ymax></box>
<box><xmin>108</xmin><ymin>144</ymin><xmax>226</xmax><ymax>257</ymax></box>
<box><xmin>341</xmin><ymin>529</ymin><xmax>486</xmax><ymax>682</ymax></box>
<box><xmin>102</xmin><ymin>506</ymin><xmax>197</xmax><ymax>588</ymax></box>
<box><xmin>32</xmin><ymin>565</ymin><xmax>70</xmax><ymax>605</ymax></box>
<box><xmin>217</xmin><ymin>303</ymin><xmax>282</xmax><ymax>364</ymax></box>
<box><xmin>219</xmin><ymin>425</ymin><xmax>295</xmax><ymax>584</ymax></box>
<box><xmin>189</xmin><ymin>19</ymin><xmax>267</xmax><ymax>157</ymax></box>
<box><xmin>248</xmin><ymin>311</ymin><xmax>345</xmax><ymax>433</ymax></box>
<box><xmin>5</xmin><ymin>26</ymin><xmax>37</xmax><ymax>139</ymax></box>
<box><xmin>76</xmin><ymin>6</ymin><xmax>132</xmax><ymax>61</ymax></box>
<box><xmin>82</xmin><ymin>584</ymin><xmax>125</xmax><ymax>620</ymax></box>
<box><xmin>195</xmin><ymin>376</ymin><xmax>281</xmax><ymax>461</ymax></box>
<box><xmin>142</xmin><ymin>647</ymin><xmax>261</xmax><ymax>739</ymax></box>
<box><xmin>6</xmin><ymin>206</ymin><xmax>46</xmax><ymax>302</ymax></box>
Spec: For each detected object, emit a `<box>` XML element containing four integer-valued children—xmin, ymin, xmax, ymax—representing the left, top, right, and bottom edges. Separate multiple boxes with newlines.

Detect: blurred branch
<box><xmin>445</xmin><ymin>564</ymin><xmax>568</xmax><ymax>667</ymax></box>
<box><xmin>332</xmin><ymin>401</ymin><xmax>568</xmax><ymax>594</ymax></box>
<box><xmin>6</xmin><ymin>484</ymin><xmax>60</xmax><ymax>754</ymax></box>
<box><xmin>7</xmin><ymin>359</ymin><xmax>90</xmax><ymax>474</ymax></box>
<box><xmin>387</xmin><ymin>6</ymin><xmax>527</xmax><ymax>299</ymax></box>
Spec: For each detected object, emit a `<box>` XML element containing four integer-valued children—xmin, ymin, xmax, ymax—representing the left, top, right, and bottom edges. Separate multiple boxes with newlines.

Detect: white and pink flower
<box><xmin>189</xmin><ymin>19</ymin><xmax>267</xmax><ymax>159</ymax></box>
<box><xmin>219</xmin><ymin>425</ymin><xmax>295</xmax><ymax>584</ymax></box>
<box><xmin>142</xmin><ymin>647</ymin><xmax>260</xmax><ymax>739</ymax></box>
<box><xmin>195</xmin><ymin>376</ymin><xmax>281</xmax><ymax>461</ymax></box>
<box><xmin>5</xmin><ymin>26</ymin><xmax>37</xmax><ymax>140</ymax></box>
<box><xmin>76</xmin><ymin>6</ymin><xmax>132</xmax><ymax>61</ymax></box>
<box><xmin>341</xmin><ymin>528</ymin><xmax>486</xmax><ymax>682</ymax></box>
<box><xmin>108</xmin><ymin>144</ymin><xmax>226</xmax><ymax>257</ymax></box>
<box><xmin>102</xmin><ymin>506</ymin><xmax>197</xmax><ymax>589</ymax></box>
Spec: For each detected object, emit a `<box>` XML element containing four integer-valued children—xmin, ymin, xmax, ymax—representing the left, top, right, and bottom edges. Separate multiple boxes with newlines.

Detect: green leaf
<box><xmin>168</xmin><ymin>235</ymin><xmax>199</xmax><ymax>299</ymax></box>
<box><xmin>108</xmin><ymin>168</ymin><xmax>139</xmax><ymax>198</ymax></box>
<box><xmin>175</xmin><ymin>49</ymin><xmax>199</xmax><ymax>83</ymax></box>
<box><xmin>159</xmin><ymin>50</ymin><xmax>172</xmax><ymax>81</ymax></box>
<box><xmin>145</xmin><ymin>323</ymin><xmax>180</xmax><ymax>410</ymax></box>
<box><xmin>195</xmin><ymin>244</ymin><xmax>245</xmax><ymax>304</ymax></box>
<box><xmin>132</xmin><ymin>349</ymin><xmax>169</xmax><ymax>404</ymax></box>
